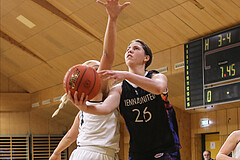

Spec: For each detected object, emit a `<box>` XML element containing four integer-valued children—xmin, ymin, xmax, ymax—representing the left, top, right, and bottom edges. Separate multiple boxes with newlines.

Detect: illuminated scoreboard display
<box><xmin>184</xmin><ymin>26</ymin><xmax>240</xmax><ymax>109</ymax></box>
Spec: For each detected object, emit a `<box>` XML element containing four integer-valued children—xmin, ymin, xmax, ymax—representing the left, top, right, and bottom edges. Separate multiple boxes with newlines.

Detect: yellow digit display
<box><xmin>227</xmin><ymin>32</ymin><xmax>231</xmax><ymax>43</ymax></box>
<box><xmin>232</xmin><ymin>64</ymin><xmax>235</xmax><ymax>76</ymax></box>
<box><xmin>218</xmin><ymin>35</ymin><xmax>222</xmax><ymax>47</ymax></box>
<box><xmin>205</xmin><ymin>38</ymin><xmax>209</xmax><ymax>51</ymax></box>
<box><xmin>220</xmin><ymin>64</ymin><xmax>236</xmax><ymax>78</ymax></box>
<box><xmin>220</xmin><ymin>66</ymin><xmax>224</xmax><ymax>78</ymax></box>
<box><xmin>207</xmin><ymin>90</ymin><xmax>212</xmax><ymax>102</ymax></box>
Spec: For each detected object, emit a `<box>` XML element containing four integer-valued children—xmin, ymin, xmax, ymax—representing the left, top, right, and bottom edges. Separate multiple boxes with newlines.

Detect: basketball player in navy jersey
<box><xmin>70</xmin><ymin>39</ymin><xmax>181</xmax><ymax>160</ymax></box>
<box><xmin>49</xmin><ymin>0</ymin><xmax>130</xmax><ymax>160</ymax></box>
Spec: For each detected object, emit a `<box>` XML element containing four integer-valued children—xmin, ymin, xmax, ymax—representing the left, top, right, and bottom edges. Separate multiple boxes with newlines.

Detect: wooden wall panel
<box><xmin>175</xmin><ymin>107</ymin><xmax>191</xmax><ymax>160</ymax></box>
<box><xmin>198</xmin><ymin>111</ymin><xmax>217</xmax><ymax>133</ymax></box>
<box><xmin>191</xmin><ymin>113</ymin><xmax>199</xmax><ymax>137</ymax></box>
<box><xmin>123</xmin><ymin>118</ymin><xmax>130</xmax><ymax>160</ymax></box>
<box><xmin>191</xmin><ymin>107</ymin><xmax>239</xmax><ymax>160</ymax></box>
<box><xmin>0</xmin><ymin>93</ymin><xmax>31</xmax><ymax>111</ymax></box>
<box><xmin>239</xmin><ymin>107</ymin><xmax>240</xmax><ymax>129</ymax></box>
<box><xmin>150</xmin><ymin>49</ymin><xmax>171</xmax><ymax>76</ymax></box>
<box><xmin>49</xmin><ymin>120</ymin><xmax>68</xmax><ymax>135</ymax></box>
<box><xmin>29</xmin><ymin>111</ymin><xmax>49</xmax><ymax>134</ymax></box>
<box><xmin>170</xmin><ymin>45</ymin><xmax>184</xmax><ymax>74</ymax></box>
<box><xmin>9</xmin><ymin>112</ymin><xmax>29</xmax><ymax>135</ymax></box>
<box><xmin>118</xmin><ymin>116</ymin><xmax>125</xmax><ymax>160</ymax></box>
<box><xmin>216</xmin><ymin>109</ymin><xmax>227</xmax><ymax>135</ymax></box>
<box><xmin>0</xmin><ymin>109</ymin><xmax>68</xmax><ymax>135</ymax></box>
<box><xmin>227</xmin><ymin>108</ymin><xmax>238</xmax><ymax>134</ymax></box>
<box><xmin>191</xmin><ymin>134</ymin><xmax>202</xmax><ymax>160</ymax></box>
<box><xmin>0</xmin><ymin>73</ymin><xmax>26</xmax><ymax>92</ymax></box>
<box><xmin>0</xmin><ymin>112</ymin><xmax>10</xmax><ymax>135</ymax></box>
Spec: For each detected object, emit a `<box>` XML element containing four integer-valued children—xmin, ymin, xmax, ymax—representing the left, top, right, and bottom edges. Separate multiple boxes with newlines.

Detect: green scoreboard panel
<box><xmin>184</xmin><ymin>26</ymin><xmax>240</xmax><ymax>109</ymax></box>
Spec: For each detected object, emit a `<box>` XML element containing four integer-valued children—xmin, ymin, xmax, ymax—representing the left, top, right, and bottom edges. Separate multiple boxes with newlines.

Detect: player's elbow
<box><xmin>103</xmin><ymin>51</ymin><xmax>115</xmax><ymax>62</ymax></box>
<box><xmin>65</xmin><ymin>132</ymin><xmax>77</xmax><ymax>142</ymax></box>
<box><xmin>216</xmin><ymin>153</ymin><xmax>223</xmax><ymax>160</ymax></box>
<box><xmin>154</xmin><ymin>85</ymin><xmax>167</xmax><ymax>95</ymax></box>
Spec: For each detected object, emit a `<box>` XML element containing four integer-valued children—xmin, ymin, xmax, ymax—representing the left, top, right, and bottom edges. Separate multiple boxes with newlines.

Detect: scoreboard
<box><xmin>184</xmin><ymin>26</ymin><xmax>240</xmax><ymax>109</ymax></box>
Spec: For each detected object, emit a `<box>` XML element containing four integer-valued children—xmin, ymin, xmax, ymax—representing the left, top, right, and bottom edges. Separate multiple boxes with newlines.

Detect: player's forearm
<box><xmin>125</xmin><ymin>72</ymin><xmax>167</xmax><ymax>95</ymax></box>
<box><xmin>101</xmin><ymin>17</ymin><xmax>117</xmax><ymax>68</ymax></box>
<box><xmin>53</xmin><ymin>133</ymin><xmax>77</xmax><ymax>154</ymax></box>
<box><xmin>216</xmin><ymin>154</ymin><xmax>240</xmax><ymax>160</ymax></box>
<box><xmin>82</xmin><ymin>90</ymin><xmax>120</xmax><ymax>115</ymax></box>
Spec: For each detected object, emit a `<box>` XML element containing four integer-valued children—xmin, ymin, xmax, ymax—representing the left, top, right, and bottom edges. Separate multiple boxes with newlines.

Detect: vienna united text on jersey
<box><xmin>124</xmin><ymin>93</ymin><xmax>156</xmax><ymax>107</ymax></box>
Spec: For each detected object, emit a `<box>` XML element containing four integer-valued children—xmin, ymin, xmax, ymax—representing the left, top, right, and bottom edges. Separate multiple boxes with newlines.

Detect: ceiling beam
<box><xmin>0</xmin><ymin>30</ymin><xmax>51</xmax><ymax>67</ymax></box>
<box><xmin>31</xmin><ymin>0</ymin><xmax>102</xmax><ymax>43</ymax></box>
<box><xmin>188</xmin><ymin>0</ymin><xmax>204</xmax><ymax>9</ymax></box>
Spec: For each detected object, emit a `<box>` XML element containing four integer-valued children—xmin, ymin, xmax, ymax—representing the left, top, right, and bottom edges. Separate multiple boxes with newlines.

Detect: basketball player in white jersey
<box><xmin>49</xmin><ymin>0</ymin><xmax>130</xmax><ymax>160</ymax></box>
<box><xmin>216</xmin><ymin>130</ymin><xmax>240</xmax><ymax>160</ymax></box>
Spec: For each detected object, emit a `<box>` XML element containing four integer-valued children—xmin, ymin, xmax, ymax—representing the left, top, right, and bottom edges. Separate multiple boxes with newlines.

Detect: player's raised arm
<box><xmin>97</xmin><ymin>0</ymin><xmax>130</xmax><ymax>96</ymax></box>
<box><xmin>98</xmin><ymin>0</ymin><xmax>130</xmax><ymax>70</ymax></box>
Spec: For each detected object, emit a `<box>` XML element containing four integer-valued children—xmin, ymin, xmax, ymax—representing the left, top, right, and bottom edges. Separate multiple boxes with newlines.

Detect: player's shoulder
<box><xmin>232</xmin><ymin>130</ymin><xmax>240</xmax><ymax>138</ymax></box>
<box><xmin>227</xmin><ymin>130</ymin><xmax>240</xmax><ymax>142</ymax></box>
<box><xmin>111</xmin><ymin>82</ymin><xmax>123</xmax><ymax>93</ymax></box>
<box><xmin>152</xmin><ymin>72</ymin><xmax>167</xmax><ymax>80</ymax></box>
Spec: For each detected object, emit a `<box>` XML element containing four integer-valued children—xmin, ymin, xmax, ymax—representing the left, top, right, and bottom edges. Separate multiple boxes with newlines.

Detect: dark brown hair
<box><xmin>130</xmin><ymin>39</ymin><xmax>152</xmax><ymax>69</ymax></box>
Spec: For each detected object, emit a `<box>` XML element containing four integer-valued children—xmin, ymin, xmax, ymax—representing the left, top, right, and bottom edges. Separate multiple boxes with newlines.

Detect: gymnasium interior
<box><xmin>0</xmin><ymin>0</ymin><xmax>240</xmax><ymax>160</ymax></box>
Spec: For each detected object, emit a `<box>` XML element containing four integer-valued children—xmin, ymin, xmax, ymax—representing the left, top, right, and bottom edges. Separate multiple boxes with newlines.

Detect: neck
<box><xmin>128</xmin><ymin>65</ymin><xmax>146</xmax><ymax>76</ymax></box>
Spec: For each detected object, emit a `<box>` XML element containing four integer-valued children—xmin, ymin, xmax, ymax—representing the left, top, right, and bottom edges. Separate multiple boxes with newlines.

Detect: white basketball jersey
<box><xmin>232</xmin><ymin>142</ymin><xmax>240</xmax><ymax>158</ymax></box>
<box><xmin>77</xmin><ymin>101</ymin><xmax>120</xmax><ymax>151</ymax></box>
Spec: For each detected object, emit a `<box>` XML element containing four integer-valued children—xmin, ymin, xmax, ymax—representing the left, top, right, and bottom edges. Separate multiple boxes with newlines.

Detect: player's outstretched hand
<box><xmin>98</xmin><ymin>70</ymin><xmax>128</xmax><ymax>86</ymax></box>
<box><xmin>97</xmin><ymin>0</ymin><xmax>130</xmax><ymax>20</ymax></box>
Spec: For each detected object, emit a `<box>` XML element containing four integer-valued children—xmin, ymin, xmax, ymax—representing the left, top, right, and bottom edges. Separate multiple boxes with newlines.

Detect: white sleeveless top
<box><xmin>232</xmin><ymin>141</ymin><xmax>240</xmax><ymax>158</ymax></box>
<box><xmin>77</xmin><ymin>101</ymin><xmax>120</xmax><ymax>152</ymax></box>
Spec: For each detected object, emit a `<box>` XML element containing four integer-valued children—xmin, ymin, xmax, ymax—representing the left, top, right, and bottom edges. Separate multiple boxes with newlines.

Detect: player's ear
<box><xmin>144</xmin><ymin>55</ymin><xmax>150</xmax><ymax>62</ymax></box>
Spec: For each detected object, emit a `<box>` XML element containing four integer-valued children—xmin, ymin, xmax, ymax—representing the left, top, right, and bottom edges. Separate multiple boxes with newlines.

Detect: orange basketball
<box><xmin>63</xmin><ymin>64</ymin><xmax>101</xmax><ymax>100</ymax></box>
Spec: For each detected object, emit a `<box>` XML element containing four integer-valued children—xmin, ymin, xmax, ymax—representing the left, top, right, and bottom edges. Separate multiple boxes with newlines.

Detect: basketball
<box><xmin>63</xmin><ymin>64</ymin><xmax>101</xmax><ymax>100</ymax></box>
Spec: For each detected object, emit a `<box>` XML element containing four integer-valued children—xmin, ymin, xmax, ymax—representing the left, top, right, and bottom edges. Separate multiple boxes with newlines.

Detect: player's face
<box><xmin>125</xmin><ymin>42</ymin><xmax>147</xmax><ymax>67</ymax></box>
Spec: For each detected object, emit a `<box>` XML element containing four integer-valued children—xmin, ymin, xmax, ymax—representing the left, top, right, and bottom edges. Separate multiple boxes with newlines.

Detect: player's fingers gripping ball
<box><xmin>63</xmin><ymin>64</ymin><xmax>101</xmax><ymax>100</ymax></box>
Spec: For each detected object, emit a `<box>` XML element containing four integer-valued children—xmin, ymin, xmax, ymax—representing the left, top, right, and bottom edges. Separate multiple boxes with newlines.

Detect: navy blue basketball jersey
<box><xmin>119</xmin><ymin>70</ymin><xmax>176</xmax><ymax>159</ymax></box>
